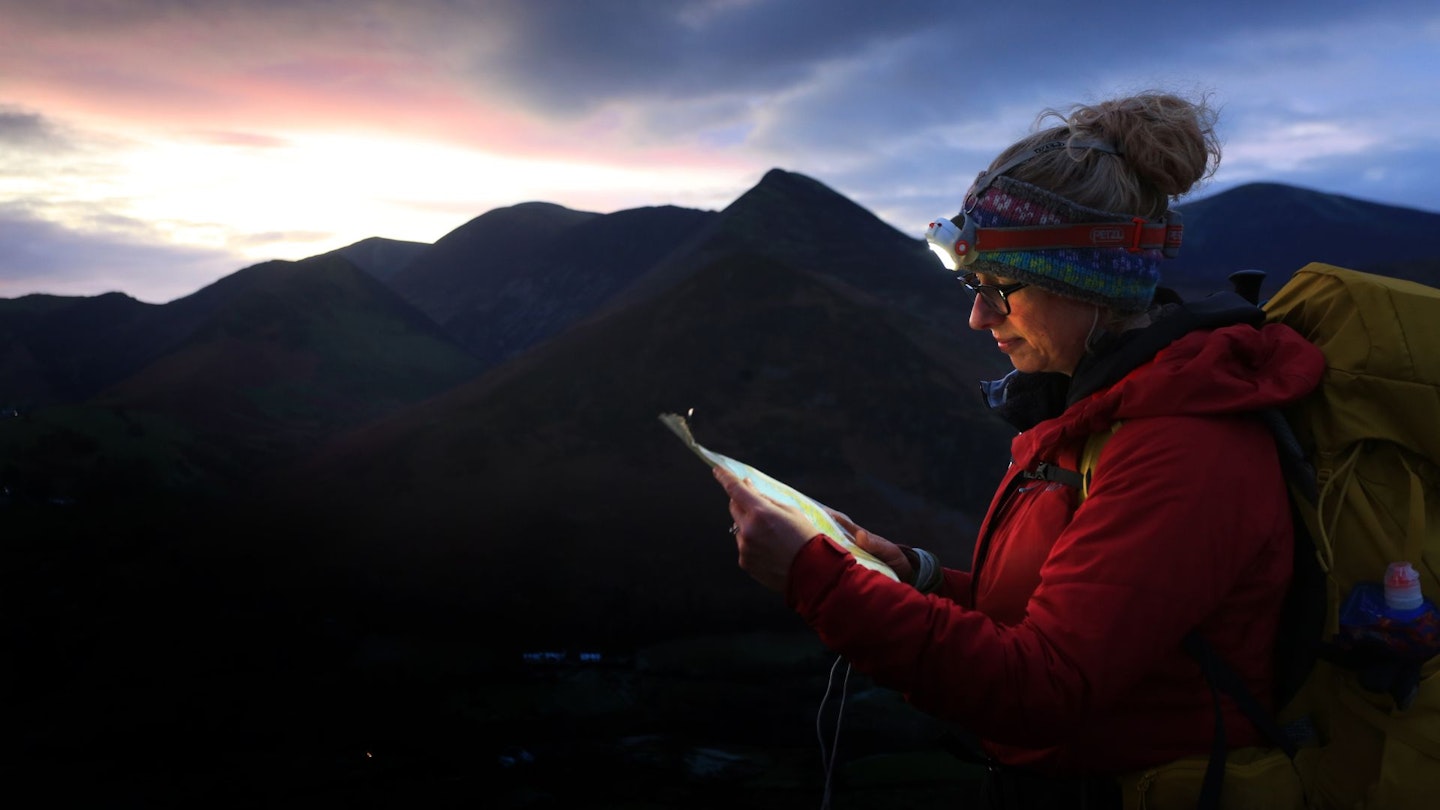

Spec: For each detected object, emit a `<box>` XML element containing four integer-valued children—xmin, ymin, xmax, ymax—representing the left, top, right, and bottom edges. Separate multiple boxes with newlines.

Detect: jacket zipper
<box><xmin>969</xmin><ymin>474</ymin><xmax>1023</xmax><ymax>603</ymax></box>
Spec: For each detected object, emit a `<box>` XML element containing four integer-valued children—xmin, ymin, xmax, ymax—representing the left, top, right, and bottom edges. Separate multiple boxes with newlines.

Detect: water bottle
<box><xmin>1332</xmin><ymin>562</ymin><xmax>1440</xmax><ymax>708</ymax></box>
<box><xmin>1337</xmin><ymin>562</ymin><xmax>1440</xmax><ymax>661</ymax></box>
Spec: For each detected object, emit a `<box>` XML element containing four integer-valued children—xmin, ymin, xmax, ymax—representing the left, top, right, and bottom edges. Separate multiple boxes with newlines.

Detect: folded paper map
<box><xmin>660</xmin><ymin>412</ymin><xmax>897</xmax><ymax>581</ymax></box>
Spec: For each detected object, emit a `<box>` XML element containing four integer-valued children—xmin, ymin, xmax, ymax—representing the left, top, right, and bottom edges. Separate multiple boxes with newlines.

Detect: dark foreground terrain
<box><xmin>3</xmin><ymin>502</ymin><xmax>986</xmax><ymax>809</ymax></box>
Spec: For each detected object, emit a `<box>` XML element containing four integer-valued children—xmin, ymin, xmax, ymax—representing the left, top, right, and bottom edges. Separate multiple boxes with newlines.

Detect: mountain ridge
<box><xmin>4</xmin><ymin>172</ymin><xmax>1438</xmax><ymax>511</ymax></box>
<box><xmin>4</xmin><ymin>170</ymin><xmax>1439</xmax><ymax>805</ymax></box>
<box><xmin>270</xmin><ymin>246</ymin><xmax>1010</xmax><ymax>644</ymax></box>
<box><xmin>1168</xmin><ymin>181</ymin><xmax>1440</xmax><ymax>298</ymax></box>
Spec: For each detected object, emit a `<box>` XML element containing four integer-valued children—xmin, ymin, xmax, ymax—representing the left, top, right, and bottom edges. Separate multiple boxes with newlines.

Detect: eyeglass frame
<box><xmin>961</xmin><ymin>272</ymin><xmax>1028</xmax><ymax>315</ymax></box>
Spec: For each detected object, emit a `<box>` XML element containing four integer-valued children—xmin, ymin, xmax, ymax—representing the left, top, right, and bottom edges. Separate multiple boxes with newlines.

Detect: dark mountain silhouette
<box><xmin>271</xmin><ymin>249</ymin><xmax>1012</xmax><ymax>647</ymax></box>
<box><xmin>1</xmin><ymin>294</ymin><xmax>95</xmax><ymax>405</ymax></box>
<box><xmin>616</xmin><ymin>169</ymin><xmax>967</xmax><ymax>331</ymax></box>
<box><xmin>1</xmin><ymin>254</ymin><xmax>482</xmax><ymax>505</ymax></box>
<box><xmin>92</xmin><ymin>253</ymin><xmax>483</xmax><ymax>480</ymax></box>
<box><xmin>0</xmin><ymin>277</ymin><xmax>313</xmax><ymax>409</ymax></box>
<box><xmin>438</xmin><ymin>205</ymin><xmax>717</xmax><ymax>367</ymax></box>
<box><xmin>390</xmin><ymin>202</ymin><xmax>598</xmax><ymax>322</ymax></box>
<box><xmin>1168</xmin><ymin>182</ymin><xmax>1440</xmax><ymax>300</ymax></box>
<box><xmin>0</xmin><ymin>292</ymin><xmax>160</xmax><ymax>405</ymax></box>
<box><xmin>387</xmin><ymin>202</ymin><xmax>716</xmax><ymax>367</ymax></box>
<box><xmin>7</xmin><ymin>172</ymin><xmax>1438</xmax><ymax>589</ymax></box>
<box><xmin>0</xmin><ymin>256</ymin><xmax>368</xmax><ymax>409</ymax></box>
<box><xmin>246</xmin><ymin>168</ymin><xmax>1014</xmax><ymax>648</ymax></box>
<box><xmin>6</xmin><ymin>176</ymin><xmax>1432</xmax><ymax>420</ymax></box>
<box><xmin>330</xmin><ymin>235</ymin><xmax>430</xmax><ymax>282</ymax></box>
<box><xmin>5</xmin><ymin>170</ymin><xmax>1440</xmax><ymax>807</ymax></box>
<box><xmin>3</xmin><ymin>174</ymin><xmax>1436</xmax><ymax>540</ymax></box>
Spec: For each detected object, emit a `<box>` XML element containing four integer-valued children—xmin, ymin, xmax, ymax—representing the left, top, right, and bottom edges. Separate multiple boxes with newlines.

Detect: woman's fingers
<box><xmin>824</xmin><ymin>506</ymin><xmax>858</xmax><ymax>534</ymax></box>
<box><xmin>714</xmin><ymin>465</ymin><xmax>755</xmax><ymax>505</ymax></box>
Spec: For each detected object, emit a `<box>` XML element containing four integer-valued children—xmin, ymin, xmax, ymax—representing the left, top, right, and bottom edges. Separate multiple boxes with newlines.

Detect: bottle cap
<box><xmin>1384</xmin><ymin>561</ymin><xmax>1424</xmax><ymax>612</ymax></box>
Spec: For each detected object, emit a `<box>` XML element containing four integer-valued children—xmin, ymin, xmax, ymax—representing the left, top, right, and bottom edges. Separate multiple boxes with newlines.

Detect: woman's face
<box><xmin>967</xmin><ymin>272</ymin><xmax>1097</xmax><ymax>375</ymax></box>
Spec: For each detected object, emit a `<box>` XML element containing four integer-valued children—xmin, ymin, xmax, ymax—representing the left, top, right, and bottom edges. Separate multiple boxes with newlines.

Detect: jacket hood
<box><xmin>1066</xmin><ymin>292</ymin><xmax>1266</xmax><ymax>405</ymax></box>
<box><xmin>1064</xmin><ymin>319</ymin><xmax>1323</xmax><ymax>435</ymax></box>
<box><xmin>985</xmin><ymin>291</ymin><xmax>1325</xmax><ymax>448</ymax></box>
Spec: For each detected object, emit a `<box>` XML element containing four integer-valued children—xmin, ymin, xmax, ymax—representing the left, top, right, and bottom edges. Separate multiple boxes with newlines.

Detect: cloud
<box><xmin>453</xmin><ymin>0</ymin><xmax>929</xmax><ymax>115</ymax></box>
<box><xmin>8</xmin><ymin>2</ymin><xmax>1434</xmax><ymax>170</ymax></box>
<box><xmin>0</xmin><ymin>0</ymin><xmax>1437</xmax><ymax>304</ymax></box>
<box><xmin>0</xmin><ymin>105</ymin><xmax>68</xmax><ymax>150</ymax></box>
<box><xmin>187</xmin><ymin>131</ymin><xmax>291</xmax><ymax>149</ymax></box>
<box><xmin>227</xmin><ymin>230</ymin><xmax>333</xmax><ymax>248</ymax></box>
<box><xmin>743</xmin><ymin>2</ymin><xmax>1440</xmax><ymax>231</ymax></box>
<box><xmin>0</xmin><ymin>203</ymin><xmax>246</xmax><ymax>303</ymax></box>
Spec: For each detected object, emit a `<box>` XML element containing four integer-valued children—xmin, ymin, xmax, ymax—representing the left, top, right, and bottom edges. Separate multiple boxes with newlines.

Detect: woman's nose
<box><xmin>968</xmin><ymin>294</ymin><xmax>1002</xmax><ymax>331</ymax></box>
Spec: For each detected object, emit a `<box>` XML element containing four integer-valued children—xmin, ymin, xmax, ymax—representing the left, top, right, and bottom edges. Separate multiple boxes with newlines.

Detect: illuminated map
<box><xmin>660</xmin><ymin>412</ymin><xmax>898</xmax><ymax>581</ymax></box>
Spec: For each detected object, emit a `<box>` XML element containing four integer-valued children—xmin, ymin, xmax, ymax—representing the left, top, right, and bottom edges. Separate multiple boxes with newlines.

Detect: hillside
<box><xmin>0</xmin><ymin>292</ymin><xmax>160</xmax><ymax>405</ymax></box>
<box><xmin>616</xmin><ymin>169</ymin><xmax>961</xmax><ymax>331</ymax></box>
<box><xmin>389</xmin><ymin>202</ymin><xmax>599</xmax><ymax>324</ymax></box>
<box><xmin>1168</xmin><ymin>182</ymin><xmax>1440</xmax><ymax>299</ymax></box>
<box><xmin>270</xmin><ymin>247</ymin><xmax>1012</xmax><ymax>647</ymax></box>
<box><xmin>330</xmin><ymin>236</ymin><xmax>430</xmax><ymax>282</ymax></box>
<box><xmin>437</xmin><ymin>205</ymin><xmax>717</xmax><ymax>367</ymax></box>
<box><xmin>95</xmin><ymin>254</ymin><xmax>483</xmax><ymax>478</ymax></box>
<box><xmin>5</xmin><ymin>171</ymin><xmax>1440</xmax><ymax>807</ymax></box>
<box><xmin>1</xmin><ymin>254</ymin><xmax>484</xmax><ymax>508</ymax></box>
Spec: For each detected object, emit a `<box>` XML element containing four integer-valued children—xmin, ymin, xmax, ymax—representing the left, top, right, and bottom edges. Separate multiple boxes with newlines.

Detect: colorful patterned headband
<box><xmin>965</xmin><ymin>175</ymin><xmax>1173</xmax><ymax>313</ymax></box>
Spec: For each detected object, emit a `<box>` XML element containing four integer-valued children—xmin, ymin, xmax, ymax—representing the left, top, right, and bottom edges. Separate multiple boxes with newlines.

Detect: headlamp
<box><xmin>925</xmin><ymin>214</ymin><xmax>978</xmax><ymax>271</ymax></box>
<box><xmin>924</xmin><ymin>208</ymin><xmax>1185</xmax><ymax>273</ymax></box>
<box><xmin>925</xmin><ymin>137</ymin><xmax>1185</xmax><ymax>274</ymax></box>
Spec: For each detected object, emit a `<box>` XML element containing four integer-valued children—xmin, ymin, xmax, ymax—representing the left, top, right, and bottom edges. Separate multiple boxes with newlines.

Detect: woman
<box><xmin>714</xmin><ymin>93</ymin><xmax>1325</xmax><ymax>807</ymax></box>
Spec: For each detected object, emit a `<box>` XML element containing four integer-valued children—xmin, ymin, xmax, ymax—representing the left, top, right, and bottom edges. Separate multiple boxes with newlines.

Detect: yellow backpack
<box><xmin>1081</xmin><ymin>264</ymin><xmax>1440</xmax><ymax>809</ymax></box>
<box><xmin>1264</xmin><ymin>264</ymin><xmax>1440</xmax><ymax>809</ymax></box>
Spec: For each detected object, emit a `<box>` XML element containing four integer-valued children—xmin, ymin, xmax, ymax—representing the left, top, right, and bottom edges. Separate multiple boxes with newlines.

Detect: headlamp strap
<box><xmin>972</xmin><ymin>212</ymin><xmax>1183</xmax><ymax>256</ymax></box>
<box><xmin>968</xmin><ymin>138</ymin><xmax>1122</xmax><ymax>202</ymax></box>
<box><xmin>935</xmin><ymin>138</ymin><xmax>1184</xmax><ymax>268</ymax></box>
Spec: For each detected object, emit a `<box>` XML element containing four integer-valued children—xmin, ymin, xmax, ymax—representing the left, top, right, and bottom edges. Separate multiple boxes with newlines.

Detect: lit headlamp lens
<box><xmin>925</xmin><ymin>215</ymin><xmax>975</xmax><ymax>271</ymax></box>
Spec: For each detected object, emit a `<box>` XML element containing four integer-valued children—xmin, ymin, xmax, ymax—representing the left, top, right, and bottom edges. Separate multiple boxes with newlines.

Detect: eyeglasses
<box><xmin>961</xmin><ymin>272</ymin><xmax>1028</xmax><ymax>315</ymax></box>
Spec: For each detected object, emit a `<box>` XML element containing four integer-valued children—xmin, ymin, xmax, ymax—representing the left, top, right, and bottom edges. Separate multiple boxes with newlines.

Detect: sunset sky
<box><xmin>3</xmin><ymin>0</ymin><xmax>1438</xmax><ymax>303</ymax></box>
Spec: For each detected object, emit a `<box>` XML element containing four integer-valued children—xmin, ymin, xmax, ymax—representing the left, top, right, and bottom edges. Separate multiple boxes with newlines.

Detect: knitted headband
<box><xmin>964</xmin><ymin>175</ymin><xmax>1165</xmax><ymax>314</ymax></box>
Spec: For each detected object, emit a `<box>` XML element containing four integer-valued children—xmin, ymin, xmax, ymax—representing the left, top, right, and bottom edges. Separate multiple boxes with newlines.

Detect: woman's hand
<box><xmin>714</xmin><ymin>465</ymin><xmax>821</xmax><ymax>592</ymax></box>
<box><xmin>825</xmin><ymin>507</ymin><xmax>915</xmax><ymax>585</ymax></box>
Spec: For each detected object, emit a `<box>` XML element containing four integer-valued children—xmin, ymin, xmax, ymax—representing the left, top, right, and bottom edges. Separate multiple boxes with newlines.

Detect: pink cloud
<box><xmin>0</xmin><ymin>2</ymin><xmax>760</xmax><ymax>175</ymax></box>
<box><xmin>185</xmin><ymin>131</ymin><xmax>291</xmax><ymax>149</ymax></box>
<box><xmin>0</xmin><ymin>9</ymin><xmax>519</xmax><ymax>150</ymax></box>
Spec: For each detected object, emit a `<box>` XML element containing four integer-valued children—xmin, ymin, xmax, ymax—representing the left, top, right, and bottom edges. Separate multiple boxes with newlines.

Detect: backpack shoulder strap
<box><xmin>1019</xmin><ymin>422</ymin><xmax>1122</xmax><ymax>503</ymax></box>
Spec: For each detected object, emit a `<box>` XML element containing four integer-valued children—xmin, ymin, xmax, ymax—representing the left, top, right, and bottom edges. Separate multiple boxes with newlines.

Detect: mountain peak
<box><xmin>466</xmin><ymin>201</ymin><xmax>598</xmax><ymax>230</ymax></box>
<box><xmin>755</xmin><ymin>166</ymin><xmax>822</xmax><ymax>187</ymax></box>
<box><xmin>713</xmin><ymin>167</ymin><xmax>917</xmax><ymax>267</ymax></box>
<box><xmin>1167</xmin><ymin>181</ymin><xmax>1440</xmax><ymax>297</ymax></box>
<box><xmin>329</xmin><ymin>236</ymin><xmax>430</xmax><ymax>283</ymax></box>
<box><xmin>743</xmin><ymin>168</ymin><xmax>850</xmax><ymax>207</ymax></box>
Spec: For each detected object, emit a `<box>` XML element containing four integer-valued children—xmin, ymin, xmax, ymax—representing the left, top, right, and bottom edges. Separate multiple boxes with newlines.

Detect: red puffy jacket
<box><xmin>785</xmin><ymin>321</ymin><xmax>1325</xmax><ymax>775</ymax></box>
